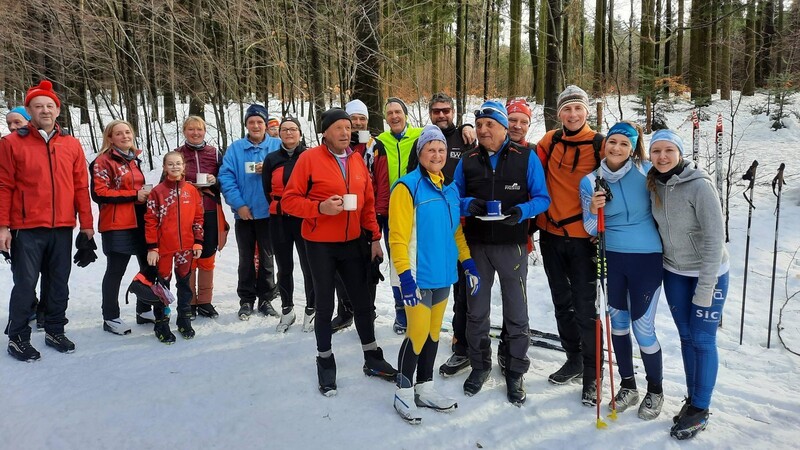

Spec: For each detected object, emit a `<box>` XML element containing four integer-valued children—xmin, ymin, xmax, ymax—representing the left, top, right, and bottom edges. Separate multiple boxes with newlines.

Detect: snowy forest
<box><xmin>1</xmin><ymin>1</ymin><xmax>799</xmax><ymax>143</ymax></box>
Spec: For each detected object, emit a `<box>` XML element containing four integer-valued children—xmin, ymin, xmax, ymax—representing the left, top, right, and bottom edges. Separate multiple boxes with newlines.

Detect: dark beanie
<box><xmin>245</xmin><ymin>104</ymin><xmax>269</xmax><ymax>123</ymax></box>
<box><xmin>280</xmin><ymin>116</ymin><xmax>303</xmax><ymax>135</ymax></box>
<box><xmin>385</xmin><ymin>97</ymin><xmax>408</xmax><ymax>115</ymax></box>
<box><xmin>319</xmin><ymin>108</ymin><xmax>350</xmax><ymax>134</ymax></box>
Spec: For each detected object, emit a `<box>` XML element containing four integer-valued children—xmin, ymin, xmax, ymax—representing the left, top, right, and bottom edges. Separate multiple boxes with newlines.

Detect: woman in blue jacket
<box><xmin>580</xmin><ymin>122</ymin><xmax>664</xmax><ymax>418</ymax></box>
<box><xmin>388</xmin><ymin>125</ymin><xmax>480</xmax><ymax>425</ymax></box>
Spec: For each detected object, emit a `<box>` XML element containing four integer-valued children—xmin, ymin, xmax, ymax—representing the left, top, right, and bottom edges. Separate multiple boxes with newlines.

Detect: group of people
<box><xmin>0</xmin><ymin>81</ymin><xmax>728</xmax><ymax>440</ymax></box>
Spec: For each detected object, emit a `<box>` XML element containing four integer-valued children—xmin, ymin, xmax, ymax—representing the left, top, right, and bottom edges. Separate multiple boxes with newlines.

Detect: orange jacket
<box><xmin>535</xmin><ymin>124</ymin><xmax>605</xmax><ymax>238</ymax></box>
<box><xmin>90</xmin><ymin>149</ymin><xmax>147</xmax><ymax>232</ymax></box>
<box><xmin>281</xmin><ymin>143</ymin><xmax>381</xmax><ymax>243</ymax></box>
<box><xmin>0</xmin><ymin>125</ymin><xmax>94</xmax><ymax>230</ymax></box>
<box><xmin>144</xmin><ymin>178</ymin><xmax>204</xmax><ymax>254</ymax></box>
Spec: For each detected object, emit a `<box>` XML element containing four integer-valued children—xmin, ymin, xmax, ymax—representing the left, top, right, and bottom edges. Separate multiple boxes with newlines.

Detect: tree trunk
<box><xmin>544</xmin><ymin>0</ymin><xmax>562</xmax><ymax>130</ymax></box>
<box><xmin>639</xmin><ymin>0</ymin><xmax>656</xmax><ymax>99</ymax></box>
<box><xmin>528</xmin><ymin>0</ymin><xmax>539</xmax><ymax>97</ymax></box>
<box><xmin>663</xmin><ymin>0</ymin><xmax>672</xmax><ymax>92</ymax></box>
<box><xmin>352</xmin><ymin>0</ymin><xmax>383</xmax><ymax>133</ymax></box>
<box><xmin>456</xmin><ymin>0</ymin><xmax>467</xmax><ymax>126</ymax></box>
<box><xmin>607</xmin><ymin>0</ymin><xmax>614</xmax><ymax>84</ymax></box>
<box><xmin>689</xmin><ymin>0</ymin><xmax>712</xmax><ymax>105</ymax></box>
<box><xmin>307</xmin><ymin>0</ymin><xmax>325</xmax><ymax>129</ymax></box>
<box><xmin>483</xmin><ymin>0</ymin><xmax>491</xmax><ymax>99</ymax></box>
<box><xmin>743</xmin><ymin>0</ymin><xmax>757</xmax><ymax>95</ymax></box>
<box><xmin>676</xmin><ymin>0</ymin><xmax>685</xmax><ymax>80</ymax></box>
<box><xmin>719</xmin><ymin>0</ymin><xmax>732</xmax><ymax>100</ymax></box>
<box><xmin>761</xmin><ymin>0</ymin><xmax>776</xmax><ymax>84</ymax></box>
<box><xmin>508</xmin><ymin>0</ymin><xmax>522</xmax><ymax>96</ymax></box>
<box><xmin>593</xmin><ymin>0</ymin><xmax>605</xmax><ymax>96</ymax></box>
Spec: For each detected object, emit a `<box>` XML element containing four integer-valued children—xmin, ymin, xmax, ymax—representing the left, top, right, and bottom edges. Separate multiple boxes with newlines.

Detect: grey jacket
<box><xmin>650</xmin><ymin>162</ymin><xmax>729</xmax><ymax>307</ymax></box>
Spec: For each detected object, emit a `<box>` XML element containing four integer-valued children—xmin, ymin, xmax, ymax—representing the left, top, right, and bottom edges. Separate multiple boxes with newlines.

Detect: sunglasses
<box><xmin>430</xmin><ymin>107</ymin><xmax>452</xmax><ymax>115</ymax></box>
<box><xmin>474</xmin><ymin>107</ymin><xmax>507</xmax><ymax>118</ymax></box>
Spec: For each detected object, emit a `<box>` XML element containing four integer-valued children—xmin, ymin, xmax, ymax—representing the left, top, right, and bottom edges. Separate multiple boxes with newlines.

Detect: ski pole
<box><xmin>715</xmin><ymin>114</ymin><xmax>724</xmax><ymax>211</ymax></box>
<box><xmin>767</xmin><ymin>163</ymin><xmax>786</xmax><ymax>349</ymax></box>
<box><xmin>594</xmin><ymin>176</ymin><xmax>610</xmax><ymax>429</ymax></box>
<box><xmin>739</xmin><ymin>159</ymin><xmax>758</xmax><ymax>345</ymax></box>
<box><xmin>598</xmin><ymin>208</ymin><xmax>617</xmax><ymax>421</ymax></box>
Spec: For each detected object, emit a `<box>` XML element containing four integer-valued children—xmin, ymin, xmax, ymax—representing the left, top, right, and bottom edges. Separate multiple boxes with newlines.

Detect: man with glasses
<box><xmin>453</xmin><ymin>100</ymin><xmax>550</xmax><ymax>405</ymax></box>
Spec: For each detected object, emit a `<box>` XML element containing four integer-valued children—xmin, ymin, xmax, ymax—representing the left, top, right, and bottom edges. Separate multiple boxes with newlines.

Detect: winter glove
<box><xmin>367</xmin><ymin>255</ymin><xmax>385</xmax><ymax>285</ymax></box>
<box><xmin>73</xmin><ymin>233</ymin><xmax>98</xmax><ymax>268</ymax></box>
<box><xmin>398</xmin><ymin>270</ymin><xmax>420</xmax><ymax>307</ymax></box>
<box><xmin>462</xmin><ymin>258</ymin><xmax>480</xmax><ymax>296</ymax></box>
<box><xmin>468</xmin><ymin>199</ymin><xmax>487</xmax><ymax>216</ymax></box>
<box><xmin>500</xmin><ymin>207</ymin><xmax>523</xmax><ymax>226</ymax></box>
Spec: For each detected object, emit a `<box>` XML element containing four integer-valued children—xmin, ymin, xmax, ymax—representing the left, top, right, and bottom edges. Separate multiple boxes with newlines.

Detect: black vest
<box><xmin>461</xmin><ymin>141</ymin><xmax>530</xmax><ymax>245</ymax></box>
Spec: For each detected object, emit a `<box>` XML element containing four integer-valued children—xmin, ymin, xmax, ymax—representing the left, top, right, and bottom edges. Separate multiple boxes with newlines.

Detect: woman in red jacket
<box><xmin>175</xmin><ymin>116</ymin><xmax>227</xmax><ymax>320</ymax></box>
<box><xmin>91</xmin><ymin>120</ymin><xmax>152</xmax><ymax>336</ymax></box>
<box><xmin>144</xmin><ymin>151</ymin><xmax>204</xmax><ymax>343</ymax></box>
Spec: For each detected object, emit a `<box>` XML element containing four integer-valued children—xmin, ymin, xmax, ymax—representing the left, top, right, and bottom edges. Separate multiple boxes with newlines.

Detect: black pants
<box><xmin>306</xmin><ymin>239</ymin><xmax>375</xmax><ymax>353</ymax></box>
<box><xmin>6</xmin><ymin>228</ymin><xmax>72</xmax><ymax>340</ymax></box>
<box><xmin>102</xmin><ymin>251</ymin><xmax>148</xmax><ymax>320</ymax></box>
<box><xmin>200</xmin><ymin>210</ymin><xmax>219</xmax><ymax>258</ymax></box>
<box><xmin>269</xmin><ymin>215</ymin><xmax>314</xmax><ymax>311</ymax></box>
<box><xmin>539</xmin><ymin>232</ymin><xmax>602</xmax><ymax>377</ymax></box>
<box><xmin>450</xmin><ymin>261</ymin><xmax>468</xmax><ymax>355</ymax></box>
<box><xmin>235</xmin><ymin>218</ymin><xmax>276</xmax><ymax>306</ymax></box>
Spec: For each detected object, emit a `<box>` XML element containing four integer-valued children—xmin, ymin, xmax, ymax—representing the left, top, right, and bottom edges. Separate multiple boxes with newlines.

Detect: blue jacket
<box><xmin>580</xmin><ymin>160</ymin><xmax>662</xmax><ymax>254</ymax></box>
<box><xmin>392</xmin><ymin>167</ymin><xmax>461</xmax><ymax>289</ymax></box>
<box><xmin>219</xmin><ymin>135</ymin><xmax>281</xmax><ymax>219</ymax></box>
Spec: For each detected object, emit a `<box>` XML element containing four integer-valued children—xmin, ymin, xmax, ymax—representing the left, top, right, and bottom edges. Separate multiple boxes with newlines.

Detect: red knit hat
<box><xmin>25</xmin><ymin>80</ymin><xmax>61</xmax><ymax>108</ymax></box>
<box><xmin>267</xmin><ymin>117</ymin><xmax>280</xmax><ymax>128</ymax></box>
<box><xmin>506</xmin><ymin>98</ymin><xmax>531</xmax><ymax>118</ymax></box>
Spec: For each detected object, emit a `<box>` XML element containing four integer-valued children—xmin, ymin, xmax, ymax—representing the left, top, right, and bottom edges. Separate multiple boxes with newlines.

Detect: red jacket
<box><xmin>0</xmin><ymin>124</ymin><xmax>93</xmax><ymax>230</ymax></box>
<box><xmin>281</xmin><ymin>143</ymin><xmax>381</xmax><ymax>243</ymax></box>
<box><xmin>144</xmin><ymin>178</ymin><xmax>204</xmax><ymax>254</ymax></box>
<box><xmin>372</xmin><ymin>146</ymin><xmax>390</xmax><ymax>216</ymax></box>
<box><xmin>90</xmin><ymin>149</ymin><xmax>146</xmax><ymax>232</ymax></box>
<box><xmin>175</xmin><ymin>143</ymin><xmax>222</xmax><ymax>212</ymax></box>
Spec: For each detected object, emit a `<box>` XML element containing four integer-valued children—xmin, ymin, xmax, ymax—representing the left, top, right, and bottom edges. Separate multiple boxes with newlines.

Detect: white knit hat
<box><xmin>345</xmin><ymin>99</ymin><xmax>369</xmax><ymax>119</ymax></box>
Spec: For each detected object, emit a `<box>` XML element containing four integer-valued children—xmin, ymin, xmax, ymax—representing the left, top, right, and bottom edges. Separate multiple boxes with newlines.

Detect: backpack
<box><xmin>538</xmin><ymin>129</ymin><xmax>605</xmax><ymax>233</ymax></box>
<box><xmin>125</xmin><ymin>272</ymin><xmax>176</xmax><ymax>307</ymax></box>
<box><xmin>543</xmin><ymin>129</ymin><xmax>605</xmax><ymax>173</ymax></box>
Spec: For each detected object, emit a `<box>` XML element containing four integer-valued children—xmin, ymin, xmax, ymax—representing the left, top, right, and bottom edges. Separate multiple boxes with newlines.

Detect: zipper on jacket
<box><xmin>21</xmin><ymin>191</ymin><xmax>26</xmax><ymax>222</ymax></box>
<box><xmin>395</xmin><ymin>142</ymin><xmax>402</xmax><ymax>183</ymax></box>
<box><xmin>343</xmin><ymin>155</ymin><xmax>351</xmax><ymax>241</ymax></box>
<box><xmin>46</xmin><ymin>140</ymin><xmax>56</xmax><ymax>227</ymax></box>
<box><xmin>176</xmin><ymin>183</ymin><xmax>183</xmax><ymax>249</ymax></box>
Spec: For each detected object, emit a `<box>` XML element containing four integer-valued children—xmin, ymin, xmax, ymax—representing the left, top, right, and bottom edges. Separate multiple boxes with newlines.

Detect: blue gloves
<box><xmin>398</xmin><ymin>270</ymin><xmax>420</xmax><ymax>307</ymax></box>
<box><xmin>462</xmin><ymin>259</ymin><xmax>480</xmax><ymax>296</ymax></box>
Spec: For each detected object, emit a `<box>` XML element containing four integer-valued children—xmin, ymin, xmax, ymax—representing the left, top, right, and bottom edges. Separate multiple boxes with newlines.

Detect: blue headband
<box><xmin>607</xmin><ymin>122</ymin><xmax>639</xmax><ymax>150</ymax></box>
<box><xmin>649</xmin><ymin>129</ymin><xmax>686</xmax><ymax>156</ymax></box>
<box><xmin>8</xmin><ymin>106</ymin><xmax>31</xmax><ymax>121</ymax></box>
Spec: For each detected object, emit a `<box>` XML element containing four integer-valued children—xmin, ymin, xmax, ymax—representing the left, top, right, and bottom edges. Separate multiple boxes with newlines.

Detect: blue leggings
<box><xmin>663</xmin><ymin>270</ymin><xmax>728</xmax><ymax>409</ymax></box>
<box><xmin>606</xmin><ymin>251</ymin><xmax>663</xmax><ymax>388</ymax></box>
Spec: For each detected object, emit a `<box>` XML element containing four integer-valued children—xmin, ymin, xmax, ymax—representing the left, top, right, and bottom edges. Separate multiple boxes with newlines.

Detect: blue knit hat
<box><xmin>607</xmin><ymin>122</ymin><xmax>639</xmax><ymax>150</ymax></box>
<box><xmin>245</xmin><ymin>104</ymin><xmax>269</xmax><ymax>123</ymax></box>
<box><xmin>416</xmin><ymin>124</ymin><xmax>446</xmax><ymax>156</ymax></box>
<box><xmin>475</xmin><ymin>100</ymin><xmax>508</xmax><ymax>129</ymax></box>
<box><xmin>649</xmin><ymin>129</ymin><xmax>686</xmax><ymax>156</ymax></box>
<box><xmin>8</xmin><ymin>106</ymin><xmax>31</xmax><ymax>121</ymax></box>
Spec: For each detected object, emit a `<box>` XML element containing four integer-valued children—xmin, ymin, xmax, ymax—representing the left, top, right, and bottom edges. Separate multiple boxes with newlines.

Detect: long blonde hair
<box><xmin>99</xmin><ymin>120</ymin><xmax>136</xmax><ymax>154</ymax></box>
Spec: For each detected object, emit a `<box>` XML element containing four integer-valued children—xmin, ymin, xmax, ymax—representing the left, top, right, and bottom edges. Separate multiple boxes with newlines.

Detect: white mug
<box><xmin>196</xmin><ymin>173</ymin><xmax>209</xmax><ymax>184</ymax></box>
<box><xmin>357</xmin><ymin>130</ymin><xmax>371</xmax><ymax>143</ymax></box>
<box><xmin>342</xmin><ymin>194</ymin><xmax>357</xmax><ymax>211</ymax></box>
<box><xmin>142</xmin><ymin>184</ymin><xmax>153</xmax><ymax>191</ymax></box>
<box><xmin>244</xmin><ymin>162</ymin><xmax>256</xmax><ymax>174</ymax></box>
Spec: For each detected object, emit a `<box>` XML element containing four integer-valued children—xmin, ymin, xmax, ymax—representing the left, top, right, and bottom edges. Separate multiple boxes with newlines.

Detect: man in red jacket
<box><xmin>281</xmin><ymin>108</ymin><xmax>396</xmax><ymax>396</ymax></box>
<box><xmin>0</xmin><ymin>80</ymin><xmax>94</xmax><ymax>362</ymax></box>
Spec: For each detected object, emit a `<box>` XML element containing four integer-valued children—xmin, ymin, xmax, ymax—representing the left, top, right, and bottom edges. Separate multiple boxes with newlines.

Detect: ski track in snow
<box><xmin>2</xmin><ymin>93</ymin><xmax>800</xmax><ymax>449</ymax></box>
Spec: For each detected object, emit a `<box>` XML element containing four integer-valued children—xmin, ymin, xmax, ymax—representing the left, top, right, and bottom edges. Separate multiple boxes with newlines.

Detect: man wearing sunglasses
<box><xmin>452</xmin><ymin>100</ymin><xmax>550</xmax><ymax>405</ymax></box>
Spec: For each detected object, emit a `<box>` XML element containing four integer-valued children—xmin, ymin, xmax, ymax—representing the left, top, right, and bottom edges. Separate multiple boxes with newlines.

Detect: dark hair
<box><xmin>429</xmin><ymin>92</ymin><xmax>454</xmax><ymax>111</ymax></box>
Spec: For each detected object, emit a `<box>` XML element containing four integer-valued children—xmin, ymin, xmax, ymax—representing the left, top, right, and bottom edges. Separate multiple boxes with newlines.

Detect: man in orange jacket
<box><xmin>0</xmin><ymin>80</ymin><xmax>95</xmax><ymax>361</ymax></box>
<box><xmin>281</xmin><ymin>108</ymin><xmax>397</xmax><ymax>396</ymax></box>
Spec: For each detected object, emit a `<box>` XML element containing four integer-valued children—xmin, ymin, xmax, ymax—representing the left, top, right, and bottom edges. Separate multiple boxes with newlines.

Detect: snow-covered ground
<box><xmin>2</xmin><ymin>92</ymin><xmax>799</xmax><ymax>449</ymax></box>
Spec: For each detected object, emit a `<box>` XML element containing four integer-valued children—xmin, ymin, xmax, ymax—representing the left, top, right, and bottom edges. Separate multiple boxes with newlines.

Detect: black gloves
<box><xmin>367</xmin><ymin>255</ymin><xmax>385</xmax><ymax>285</ymax></box>
<box><xmin>501</xmin><ymin>207</ymin><xmax>523</xmax><ymax>225</ymax></box>
<box><xmin>1</xmin><ymin>250</ymin><xmax>10</xmax><ymax>263</ymax></box>
<box><xmin>468</xmin><ymin>199</ymin><xmax>487</xmax><ymax>216</ymax></box>
<box><xmin>73</xmin><ymin>233</ymin><xmax>98</xmax><ymax>268</ymax></box>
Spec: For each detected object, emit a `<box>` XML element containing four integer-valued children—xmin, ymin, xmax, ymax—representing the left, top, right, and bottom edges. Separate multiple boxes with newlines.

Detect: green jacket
<box><xmin>377</xmin><ymin>125</ymin><xmax>422</xmax><ymax>188</ymax></box>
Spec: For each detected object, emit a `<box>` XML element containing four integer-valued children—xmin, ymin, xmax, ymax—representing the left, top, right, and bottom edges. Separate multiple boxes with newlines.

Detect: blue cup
<box><xmin>486</xmin><ymin>200</ymin><xmax>502</xmax><ymax>216</ymax></box>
